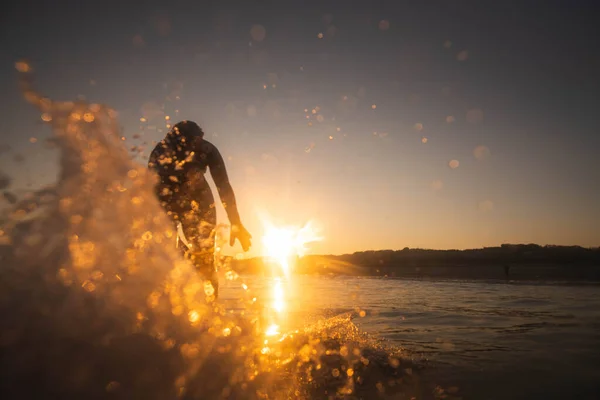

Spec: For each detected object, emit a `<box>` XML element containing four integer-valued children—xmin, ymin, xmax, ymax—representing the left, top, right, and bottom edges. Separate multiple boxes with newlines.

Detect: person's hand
<box><xmin>230</xmin><ymin>224</ymin><xmax>252</xmax><ymax>252</ymax></box>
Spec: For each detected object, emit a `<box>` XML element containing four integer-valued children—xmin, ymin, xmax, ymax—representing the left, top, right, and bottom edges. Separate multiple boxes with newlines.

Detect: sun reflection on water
<box><xmin>272</xmin><ymin>277</ymin><xmax>285</xmax><ymax>313</ymax></box>
<box><xmin>260</xmin><ymin>220</ymin><xmax>321</xmax><ymax>337</ymax></box>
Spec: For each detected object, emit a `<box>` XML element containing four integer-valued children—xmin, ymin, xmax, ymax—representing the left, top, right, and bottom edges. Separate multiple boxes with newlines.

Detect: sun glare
<box><xmin>264</xmin><ymin>323</ymin><xmax>280</xmax><ymax>337</ymax></box>
<box><xmin>261</xmin><ymin>220</ymin><xmax>321</xmax><ymax>276</ymax></box>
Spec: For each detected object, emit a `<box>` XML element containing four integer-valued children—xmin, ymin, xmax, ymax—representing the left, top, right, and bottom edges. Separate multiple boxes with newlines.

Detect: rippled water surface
<box><xmin>223</xmin><ymin>275</ymin><xmax>600</xmax><ymax>399</ymax></box>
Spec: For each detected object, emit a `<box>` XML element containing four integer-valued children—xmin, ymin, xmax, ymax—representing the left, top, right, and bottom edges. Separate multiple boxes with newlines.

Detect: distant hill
<box><xmin>229</xmin><ymin>244</ymin><xmax>600</xmax><ymax>282</ymax></box>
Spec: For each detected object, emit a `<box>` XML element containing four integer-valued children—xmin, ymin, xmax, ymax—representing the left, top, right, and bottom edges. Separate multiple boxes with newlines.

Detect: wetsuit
<box><xmin>148</xmin><ymin>121</ymin><xmax>242</xmax><ymax>298</ymax></box>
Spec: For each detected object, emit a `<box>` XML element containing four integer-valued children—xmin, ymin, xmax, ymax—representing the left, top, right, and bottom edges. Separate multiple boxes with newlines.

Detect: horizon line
<box><xmin>234</xmin><ymin>242</ymin><xmax>600</xmax><ymax>260</ymax></box>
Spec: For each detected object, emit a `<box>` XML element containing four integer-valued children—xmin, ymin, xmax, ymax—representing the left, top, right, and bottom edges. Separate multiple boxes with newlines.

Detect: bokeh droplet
<box><xmin>250</xmin><ymin>24</ymin><xmax>266</xmax><ymax>42</ymax></box>
<box><xmin>466</xmin><ymin>108</ymin><xmax>484</xmax><ymax>124</ymax></box>
<box><xmin>473</xmin><ymin>145</ymin><xmax>490</xmax><ymax>160</ymax></box>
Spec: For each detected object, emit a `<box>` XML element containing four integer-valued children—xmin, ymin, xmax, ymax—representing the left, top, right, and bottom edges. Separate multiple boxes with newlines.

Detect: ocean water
<box><xmin>223</xmin><ymin>276</ymin><xmax>600</xmax><ymax>399</ymax></box>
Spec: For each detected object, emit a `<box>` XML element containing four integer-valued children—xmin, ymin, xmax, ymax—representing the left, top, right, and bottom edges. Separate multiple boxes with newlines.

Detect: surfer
<box><xmin>148</xmin><ymin>120</ymin><xmax>252</xmax><ymax>298</ymax></box>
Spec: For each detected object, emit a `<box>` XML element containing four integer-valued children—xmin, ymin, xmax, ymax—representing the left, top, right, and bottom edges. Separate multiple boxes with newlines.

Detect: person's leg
<box><xmin>180</xmin><ymin>206</ymin><xmax>218</xmax><ymax>299</ymax></box>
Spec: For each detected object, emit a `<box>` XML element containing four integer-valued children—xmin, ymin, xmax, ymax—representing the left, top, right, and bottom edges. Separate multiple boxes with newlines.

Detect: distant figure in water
<box><xmin>504</xmin><ymin>264</ymin><xmax>511</xmax><ymax>279</ymax></box>
<box><xmin>148</xmin><ymin>120</ymin><xmax>252</xmax><ymax>298</ymax></box>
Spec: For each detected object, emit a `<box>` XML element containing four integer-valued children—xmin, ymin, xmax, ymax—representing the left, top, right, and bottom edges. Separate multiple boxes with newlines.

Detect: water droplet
<box><xmin>106</xmin><ymin>381</ymin><xmax>120</xmax><ymax>392</ymax></box>
<box><xmin>204</xmin><ymin>281</ymin><xmax>215</xmax><ymax>297</ymax></box>
<box><xmin>457</xmin><ymin>50</ymin><xmax>469</xmax><ymax>61</ymax></box>
<box><xmin>131</xmin><ymin>197</ymin><xmax>143</xmax><ymax>205</ymax></box>
<box><xmin>473</xmin><ymin>145</ymin><xmax>490</xmax><ymax>160</ymax></box>
<box><xmin>250</xmin><ymin>24</ymin><xmax>266</xmax><ymax>42</ymax></box>
<box><xmin>466</xmin><ymin>108</ymin><xmax>484</xmax><ymax>124</ymax></box>
<box><xmin>132</xmin><ymin>34</ymin><xmax>145</xmax><ymax>47</ymax></box>
<box><xmin>449</xmin><ymin>159</ymin><xmax>460</xmax><ymax>169</ymax></box>
<box><xmin>188</xmin><ymin>310</ymin><xmax>200</xmax><ymax>323</ymax></box>
<box><xmin>15</xmin><ymin>61</ymin><xmax>31</xmax><ymax>73</ymax></box>
<box><xmin>317</xmin><ymin>32</ymin><xmax>324</xmax><ymax>39</ymax></box>
<box><xmin>225</xmin><ymin>270</ymin><xmax>239</xmax><ymax>280</ymax></box>
<box><xmin>82</xmin><ymin>280</ymin><xmax>96</xmax><ymax>292</ymax></box>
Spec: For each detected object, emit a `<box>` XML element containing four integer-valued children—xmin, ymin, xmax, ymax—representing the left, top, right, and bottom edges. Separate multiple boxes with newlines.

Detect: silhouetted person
<box><xmin>504</xmin><ymin>264</ymin><xmax>510</xmax><ymax>279</ymax></box>
<box><xmin>148</xmin><ymin>120</ymin><xmax>251</xmax><ymax>298</ymax></box>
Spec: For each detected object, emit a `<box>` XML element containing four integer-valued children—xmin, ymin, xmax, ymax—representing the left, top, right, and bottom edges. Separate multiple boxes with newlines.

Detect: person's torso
<box><xmin>149</xmin><ymin>137</ymin><xmax>216</xmax><ymax>207</ymax></box>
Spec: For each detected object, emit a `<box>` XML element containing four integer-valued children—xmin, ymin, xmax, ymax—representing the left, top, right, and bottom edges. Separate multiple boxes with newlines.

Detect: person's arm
<box><xmin>207</xmin><ymin>143</ymin><xmax>252</xmax><ymax>251</ymax></box>
<box><xmin>207</xmin><ymin>143</ymin><xmax>241</xmax><ymax>225</ymax></box>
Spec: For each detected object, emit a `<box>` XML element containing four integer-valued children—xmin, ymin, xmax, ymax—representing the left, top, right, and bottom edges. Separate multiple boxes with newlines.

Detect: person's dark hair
<box><xmin>169</xmin><ymin>120</ymin><xmax>204</xmax><ymax>141</ymax></box>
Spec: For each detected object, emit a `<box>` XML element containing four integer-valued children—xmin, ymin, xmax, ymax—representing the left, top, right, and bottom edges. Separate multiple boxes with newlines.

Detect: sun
<box><xmin>261</xmin><ymin>220</ymin><xmax>321</xmax><ymax>276</ymax></box>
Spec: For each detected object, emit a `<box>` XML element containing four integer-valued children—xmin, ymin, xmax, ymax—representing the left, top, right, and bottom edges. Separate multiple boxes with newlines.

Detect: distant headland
<box><xmin>229</xmin><ymin>244</ymin><xmax>600</xmax><ymax>282</ymax></box>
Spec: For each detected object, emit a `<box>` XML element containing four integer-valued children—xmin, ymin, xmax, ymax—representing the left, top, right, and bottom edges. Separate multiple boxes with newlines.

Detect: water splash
<box><xmin>0</xmin><ymin>63</ymin><xmax>429</xmax><ymax>399</ymax></box>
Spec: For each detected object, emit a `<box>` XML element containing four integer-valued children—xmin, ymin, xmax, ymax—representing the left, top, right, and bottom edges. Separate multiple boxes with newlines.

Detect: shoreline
<box><xmin>229</xmin><ymin>258</ymin><xmax>600</xmax><ymax>284</ymax></box>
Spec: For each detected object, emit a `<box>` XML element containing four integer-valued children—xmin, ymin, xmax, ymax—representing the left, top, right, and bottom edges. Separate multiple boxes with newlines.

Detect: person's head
<box><xmin>168</xmin><ymin>120</ymin><xmax>204</xmax><ymax>145</ymax></box>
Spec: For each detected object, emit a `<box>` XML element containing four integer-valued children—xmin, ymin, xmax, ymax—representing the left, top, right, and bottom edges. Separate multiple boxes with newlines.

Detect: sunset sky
<box><xmin>1</xmin><ymin>1</ymin><xmax>599</xmax><ymax>256</ymax></box>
